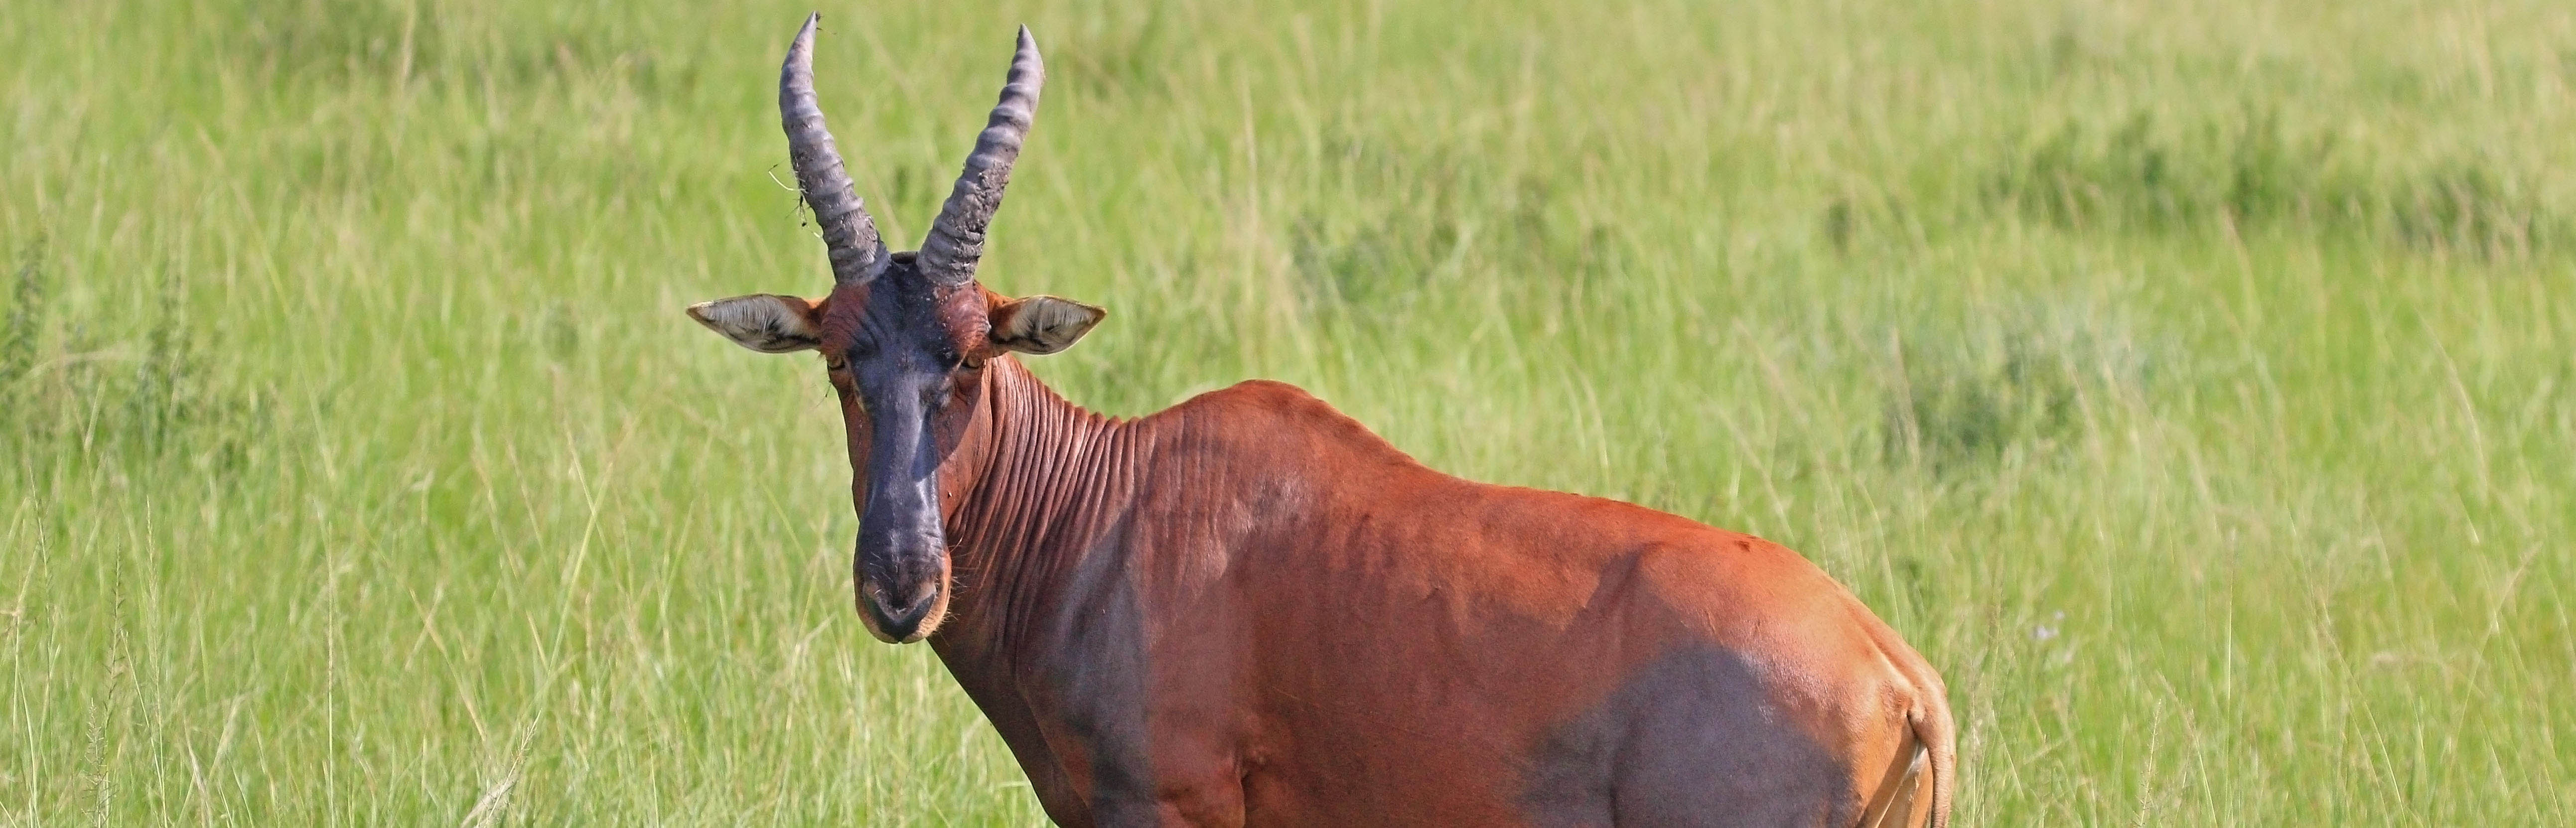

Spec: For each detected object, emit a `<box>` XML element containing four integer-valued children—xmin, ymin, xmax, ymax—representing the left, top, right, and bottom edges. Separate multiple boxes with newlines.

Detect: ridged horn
<box><xmin>916</xmin><ymin>25</ymin><xmax>1044</xmax><ymax>287</ymax></box>
<box><xmin>780</xmin><ymin>13</ymin><xmax>887</xmax><ymax>286</ymax></box>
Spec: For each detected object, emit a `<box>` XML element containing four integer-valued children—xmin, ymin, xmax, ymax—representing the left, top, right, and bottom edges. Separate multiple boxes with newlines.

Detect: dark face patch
<box><xmin>820</xmin><ymin>255</ymin><xmax>989</xmax><ymax>642</ymax></box>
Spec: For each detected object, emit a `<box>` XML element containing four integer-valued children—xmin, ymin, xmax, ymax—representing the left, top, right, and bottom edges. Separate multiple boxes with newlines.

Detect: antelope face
<box><xmin>687</xmin><ymin>15</ymin><xmax>1102</xmax><ymax>643</ymax></box>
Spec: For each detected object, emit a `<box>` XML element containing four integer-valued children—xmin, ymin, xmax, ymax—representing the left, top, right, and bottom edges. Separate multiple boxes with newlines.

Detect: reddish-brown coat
<box><xmin>814</xmin><ymin>288</ymin><xmax>1961</xmax><ymax>826</ymax></box>
<box><xmin>717</xmin><ymin>17</ymin><xmax>1950</xmax><ymax>824</ymax></box>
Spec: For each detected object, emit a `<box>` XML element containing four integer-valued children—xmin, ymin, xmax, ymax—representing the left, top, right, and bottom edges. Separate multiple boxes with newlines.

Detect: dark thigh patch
<box><xmin>1520</xmin><ymin>644</ymin><xmax>1850</xmax><ymax>828</ymax></box>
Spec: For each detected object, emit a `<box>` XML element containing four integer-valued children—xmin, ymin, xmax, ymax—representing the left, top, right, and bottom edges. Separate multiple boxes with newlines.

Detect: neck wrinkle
<box><xmin>944</xmin><ymin>357</ymin><xmax>1137</xmax><ymax>655</ymax></box>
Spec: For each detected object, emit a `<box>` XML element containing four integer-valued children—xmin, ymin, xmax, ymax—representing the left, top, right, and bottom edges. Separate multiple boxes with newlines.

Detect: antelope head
<box><xmin>687</xmin><ymin>14</ymin><xmax>1104</xmax><ymax>643</ymax></box>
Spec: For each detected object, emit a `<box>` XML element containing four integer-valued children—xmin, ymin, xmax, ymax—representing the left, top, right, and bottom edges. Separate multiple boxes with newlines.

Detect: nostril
<box><xmin>867</xmin><ymin>581</ymin><xmax>940</xmax><ymax>617</ymax></box>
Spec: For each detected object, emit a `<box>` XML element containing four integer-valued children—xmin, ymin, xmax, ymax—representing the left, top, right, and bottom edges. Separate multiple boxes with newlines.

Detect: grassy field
<box><xmin>5</xmin><ymin>0</ymin><xmax>2573</xmax><ymax>824</ymax></box>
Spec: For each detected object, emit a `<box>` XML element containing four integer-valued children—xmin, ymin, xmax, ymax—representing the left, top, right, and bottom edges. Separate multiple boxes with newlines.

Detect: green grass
<box><xmin>5</xmin><ymin>0</ymin><xmax>2572</xmax><ymax>824</ymax></box>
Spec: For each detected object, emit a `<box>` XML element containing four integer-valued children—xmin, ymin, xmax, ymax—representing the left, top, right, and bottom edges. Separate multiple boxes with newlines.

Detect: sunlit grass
<box><xmin>4</xmin><ymin>0</ymin><xmax>2572</xmax><ymax>824</ymax></box>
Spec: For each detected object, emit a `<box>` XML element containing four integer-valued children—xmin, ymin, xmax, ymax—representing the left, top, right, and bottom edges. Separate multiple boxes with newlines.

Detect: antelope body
<box><xmin>688</xmin><ymin>14</ymin><xmax>1955</xmax><ymax>827</ymax></box>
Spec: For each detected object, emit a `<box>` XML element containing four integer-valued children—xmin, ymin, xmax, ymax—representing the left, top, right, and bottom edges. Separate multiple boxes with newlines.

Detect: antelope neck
<box><xmin>939</xmin><ymin>358</ymin><xmax>1147</xmax><ymax>648</ymax></box>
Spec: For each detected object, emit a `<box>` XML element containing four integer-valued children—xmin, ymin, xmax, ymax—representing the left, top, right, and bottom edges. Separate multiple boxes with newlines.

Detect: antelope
<box><xmin>687</xmin><ymin>14</ymin><xmax>1954</xmax><ymax>827</ymax></box>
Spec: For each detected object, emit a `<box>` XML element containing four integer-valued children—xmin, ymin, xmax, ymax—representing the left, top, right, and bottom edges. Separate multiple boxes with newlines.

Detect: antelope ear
<box><xmin>989</xmin><ymin>295</ymin><xmax>1106</xmax><ymax>355</ymax></box>
<box><xmin>686</xmin><ymin>294</ymin><xmax>825</xmax><ymax>353</ymax></box>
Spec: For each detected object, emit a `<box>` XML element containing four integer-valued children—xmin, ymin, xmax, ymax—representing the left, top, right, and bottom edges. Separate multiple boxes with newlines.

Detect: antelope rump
<box><xmin>686</xmin><ymin>14</ymin><xmax>1954</xmax><ymax>828</ymax></box>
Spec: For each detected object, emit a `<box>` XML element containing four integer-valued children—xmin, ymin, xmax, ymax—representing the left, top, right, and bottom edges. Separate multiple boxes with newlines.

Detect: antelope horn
<box><xmin>916</xmin><ymin>25</ymin><xmax>1044</xmax><ymax>287</ymax></box>
<box><xmin>780</xmin><ymin>12</ymin><xmax>888</xmax><ymax>286</ymax></box>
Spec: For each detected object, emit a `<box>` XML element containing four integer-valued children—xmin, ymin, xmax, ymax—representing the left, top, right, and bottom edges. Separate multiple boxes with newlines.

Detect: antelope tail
<box><xmin>1856</xmin><ymin>718</ymin><xmax>1924</xmax><ymax>828</ymax></box>
<box><xmin>1857</xmin><ymin>704</ymin><xmax>1955</xmax><ymax>828</ymax></box>
<box><xmin>1917</xmin><ymin>696</ymin><xmax>1956</xmax><ymax>828</ymax></box>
